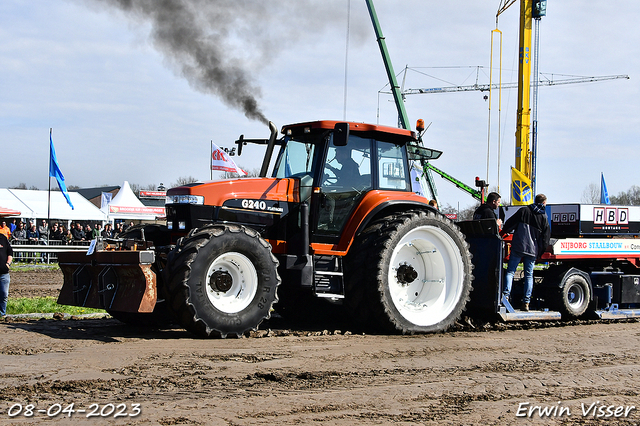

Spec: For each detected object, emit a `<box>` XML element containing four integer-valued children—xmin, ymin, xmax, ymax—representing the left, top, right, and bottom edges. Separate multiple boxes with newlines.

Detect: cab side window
<box><xmin>377</xmin><ymin>141</ymin><xmax>408</xmax><ymax>191</ymax></box>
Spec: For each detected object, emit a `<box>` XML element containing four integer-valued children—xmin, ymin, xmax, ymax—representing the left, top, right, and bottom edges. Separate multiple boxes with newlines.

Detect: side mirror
<box><xmin>333</xmin><ymin>122</ymin><xmax>349</xmax><ymax>146</ymax></box>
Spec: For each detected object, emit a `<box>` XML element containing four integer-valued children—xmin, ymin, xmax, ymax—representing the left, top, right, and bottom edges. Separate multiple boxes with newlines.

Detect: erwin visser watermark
<box><xmin>516</xmin><ymin>401</ymin><xmax>636</xmax><ymax>419</ymax></box>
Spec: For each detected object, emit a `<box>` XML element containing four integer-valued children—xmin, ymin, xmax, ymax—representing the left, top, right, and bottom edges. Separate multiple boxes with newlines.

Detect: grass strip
<box><xmin>7</xmin><ymin>297</ymin><xmax>106</xmax><ymax>315</ymax></box>
<box><xmin>10</xmin><ymin>262</ymin><xmax>60</xmax><ymax>272</ymax></box>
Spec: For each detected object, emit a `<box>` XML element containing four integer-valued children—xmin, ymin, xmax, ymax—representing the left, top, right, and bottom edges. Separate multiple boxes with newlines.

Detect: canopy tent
<box><xmin>103</xmin><ymin>181</ymin><xmax>165</xmax><ymax>220</ymax></box>
<box><xmin>0</xmin><ymin>206</ymin><xmax>21</xmax><ymax>217</ymax></box>
<box><xmin>0</xmin><ymin>188</ymin><xmax>106</xmax><ymax>221</ymax></box>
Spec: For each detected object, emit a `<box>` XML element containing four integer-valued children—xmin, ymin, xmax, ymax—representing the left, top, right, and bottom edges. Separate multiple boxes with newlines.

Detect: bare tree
<box><xmin>582</xmin><ymin>183</ymin><xmax>640</xmax><ymax>205</ymax></box>
<box><xmin>129</xmin><ymin>182</ymin><xmax>143</xmax><ymax>194</ymax></box>
<box><xmin>581</xmin><ymin>182</ymin><xmax>600</xmax><ymax>204</ymax></box>
<box><xmin>628</xmin><ymin>185</ymin><xmax>640</xmax><ymax>205</ymax></box>
<box><xmin>10</xmin><ymin>183</ymin><xmax>27</xmax><ymax>189</ymax></box>
<box><xmin>171</xmin><ymin>176</ymin><xmax>199</xmax><ymax>187</ymax></box>
<box><xmin>611</xmin><ymin>185</ymin><xmax>640</xmax><ymax>205</ymax></box>
<box><xmin>129</xmin><ymin>182</ymin><xmax>164</xmax><ymax>194</ymax></box>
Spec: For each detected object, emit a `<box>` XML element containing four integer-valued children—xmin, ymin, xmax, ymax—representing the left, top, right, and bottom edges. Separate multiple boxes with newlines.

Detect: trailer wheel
<box><xmin>165</xmin><ymin>224</ymin><xmax>280</xmax><ymax>338</ymax></box>
<box><xmin>346</xmin><ymin>211</ymin><xmax>473</xmax><ymax>333</ymax></box>
<box><xmin>559</xmin><ymin>273</ymin><xmax>591</xmax><ymax>318</ymax></box>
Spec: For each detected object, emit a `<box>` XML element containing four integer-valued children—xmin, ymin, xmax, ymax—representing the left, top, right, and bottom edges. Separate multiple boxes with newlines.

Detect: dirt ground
<box><xmin>1</xmin><ymin>269</ymin><xmax>640</xmax><ymax>425</ymax></box>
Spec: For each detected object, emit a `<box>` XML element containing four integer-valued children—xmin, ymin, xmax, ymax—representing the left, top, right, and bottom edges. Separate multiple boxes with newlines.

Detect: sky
<box><xmin>1</xmin><ymin>0</ymin><xmax>639</xmax><ymax>211</ymax></box>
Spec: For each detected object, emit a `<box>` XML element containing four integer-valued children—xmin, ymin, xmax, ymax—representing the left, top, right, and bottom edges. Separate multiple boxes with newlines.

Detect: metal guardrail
<box><xmin>10</xmin><ymin>239</ymin><xmax>91</xmax><ymax>263</ymax></box>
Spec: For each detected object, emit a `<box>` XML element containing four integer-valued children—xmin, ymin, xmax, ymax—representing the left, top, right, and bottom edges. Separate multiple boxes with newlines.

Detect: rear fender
<box><xmin>540</xmin><ymin>266</ymin><xmax>593</xmax><ymax>297</ymax></box>
<box><xmin>311</xmin><ymin>191</ymin><xmax>436</xmax><ymax>255</ymax></box>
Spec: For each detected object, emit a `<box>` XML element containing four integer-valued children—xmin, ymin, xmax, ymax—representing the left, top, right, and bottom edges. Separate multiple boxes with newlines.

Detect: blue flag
<box><xmin>600</xmin><ymin>172</ymin><xmax>610</xmax><ymax>205</ymax></box>
<box><xmin>49</xmin><ymin>131</ymin><xmax>74</xmax><ymax>209</ymax></box>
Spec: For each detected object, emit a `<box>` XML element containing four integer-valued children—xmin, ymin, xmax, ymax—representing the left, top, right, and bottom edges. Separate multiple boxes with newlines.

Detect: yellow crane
<box><xmin>501</xmin><ymin>0</ymin><xmax>546</xmax><ymax>204</ymax></box>
<box><xmin>379</xmin><ymin>0</ymin><xmax>627</xmax><ymax>206</ymax></box>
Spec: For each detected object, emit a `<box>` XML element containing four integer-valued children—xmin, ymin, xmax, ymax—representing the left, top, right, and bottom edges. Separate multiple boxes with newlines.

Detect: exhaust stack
<box><xmin>259</xmin><ymin>121</ymin><xmax>278</xmax><ymax>177</ymax></box>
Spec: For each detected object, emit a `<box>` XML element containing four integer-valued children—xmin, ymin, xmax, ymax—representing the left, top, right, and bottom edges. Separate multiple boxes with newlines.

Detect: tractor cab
<box><xmin>261</xmin><ymin>120</ymin><xmax>440</xmax><ymax>244</ymax></box>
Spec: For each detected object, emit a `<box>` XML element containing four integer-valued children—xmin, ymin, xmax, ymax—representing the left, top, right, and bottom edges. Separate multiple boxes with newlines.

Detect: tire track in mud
<box><xmin>2</xmin><ymin>348</ymin><xmax>638</xmax><ymax>407</ymax></box>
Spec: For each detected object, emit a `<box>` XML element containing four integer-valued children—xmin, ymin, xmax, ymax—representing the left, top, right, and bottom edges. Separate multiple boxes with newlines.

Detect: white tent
<box><xmin>103</xmin><ymin>181</ymin><xmax>165</xmax><ymax>220</ymax></box>
<box><xmin>0</xmin><ymin>188</ymin><xmax>106</xmax><ymax>221</ymax></box>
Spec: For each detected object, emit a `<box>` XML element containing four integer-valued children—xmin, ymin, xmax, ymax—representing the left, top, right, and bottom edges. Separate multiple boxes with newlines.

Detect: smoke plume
<box><xmin>90</xmin><ymin>0</ymin><xmax>278</xmax><ymax>123</ymax></box>
<box><xmin>81</xmin><ymin>0</ymin><xmax>370</xmax><ymax>124</ymax></box>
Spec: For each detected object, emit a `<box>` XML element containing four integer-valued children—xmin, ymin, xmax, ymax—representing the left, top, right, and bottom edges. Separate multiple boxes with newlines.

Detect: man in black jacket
<box><xmin>501</xmin><ymin>193</ymin><xmax>551</xmax><ymax>311</ymax></box>
<box><xmin>473</xmin><ymin>192</ymin><xmax>503</xmax><ymax>228</ymax></box>
<box><xmin>72</xmin><ymin>223</ymin><xmax>86</xmax><ymax>241</ymax></box>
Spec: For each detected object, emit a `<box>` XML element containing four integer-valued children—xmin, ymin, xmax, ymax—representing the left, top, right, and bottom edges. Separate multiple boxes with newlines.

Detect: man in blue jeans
<box><xmin>501</xmin><ymin>194</ymin><xmax>551</xmax><ymax>311</ymax></box>
<box><xmin>0</xmin><ymin>231</ymin><xmax>13</xmax><ymax>317</ymax></box>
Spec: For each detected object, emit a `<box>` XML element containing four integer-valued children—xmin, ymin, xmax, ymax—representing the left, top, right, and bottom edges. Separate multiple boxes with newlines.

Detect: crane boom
<box><xmin>365</xmin><ymin>0</ymin><xmax>442</xmax><ymax>206</ymax></box>
<box><xmin>424</xmin><ymin>162</ymin><xmax>483</xmax><ymax>202</ymax></box>
<box><xmin>401</xmin><ymin>74</ymin><xmax>630</xmax><ymax>95</ymax></box>
<box><xmin>365</xmin><ymin>0</ymin><xmax>410</xmax><ymax>131</ymax></box>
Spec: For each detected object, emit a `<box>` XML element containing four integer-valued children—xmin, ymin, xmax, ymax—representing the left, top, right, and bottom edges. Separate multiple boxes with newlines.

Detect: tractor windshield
<box><xmin>273</xmin><ymin>139</ymin><xmax>316</xmax><ymax>179</ymax></box>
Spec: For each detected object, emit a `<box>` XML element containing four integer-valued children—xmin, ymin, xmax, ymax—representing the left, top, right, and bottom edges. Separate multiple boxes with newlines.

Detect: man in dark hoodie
<box><xmin>501</xmin><ymin>193</ymin><xmax>551</xmax><ymax>311</ymax></box>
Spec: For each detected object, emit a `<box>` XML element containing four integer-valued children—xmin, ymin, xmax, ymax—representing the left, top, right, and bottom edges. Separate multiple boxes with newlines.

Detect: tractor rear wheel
<box><xmin>346</xmin><ymin>211</ymin><xmax>473</xmax><ymax>333</ymax></box>
<box><xmin>164</xmin><ymin>224</ymin><xmax>280</xmax><ymax>338</ymax></box>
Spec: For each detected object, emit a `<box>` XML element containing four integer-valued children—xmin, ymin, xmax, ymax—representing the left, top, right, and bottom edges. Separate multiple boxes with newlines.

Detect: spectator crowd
<box><xmin>0</xmin><ymin>219</ymin><xmax>135</xmax><ymax>244</ymax></box>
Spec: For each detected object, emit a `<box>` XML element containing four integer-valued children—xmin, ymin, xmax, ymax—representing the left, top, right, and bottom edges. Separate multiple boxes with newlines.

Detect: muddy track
<box><xmin>2</xmin><ymin>269</ymin><xmax>640</xmax><ymax>424</ymax></box>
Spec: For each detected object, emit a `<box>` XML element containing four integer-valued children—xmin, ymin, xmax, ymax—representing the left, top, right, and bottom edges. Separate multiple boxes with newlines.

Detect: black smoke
<box><xmin>81</xmin><ymin>0</ymin><xmax>370</xmax><ymax>124</ymax></box>
<box><xmin>89</xmin><ymin>0</ymin><xmax>278</xmax><ymax>123</ymax></box>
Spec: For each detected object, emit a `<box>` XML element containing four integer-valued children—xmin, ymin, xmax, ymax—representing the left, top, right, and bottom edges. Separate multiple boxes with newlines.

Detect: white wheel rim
<box><xmin>387</xmin><ymin>225</ymin><xmax>465</xmax><ymax>327</ymax></box>
<box><xmin>567</xmin><ymin>282</ymin><xmax>585</xmax><ymax>309</ymax></box>
<box><xmin>205</xmin><ymin>252</ymin><xmax>258</xmax><ymax>314</ymax></box>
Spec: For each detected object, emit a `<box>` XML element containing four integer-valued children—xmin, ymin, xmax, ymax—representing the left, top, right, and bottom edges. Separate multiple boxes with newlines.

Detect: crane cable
<box><xmin>488</xmin><ymin>28</ymin><xmax>503</xmax><ymax>193</ymax></box>
<box><xmin>489</xmin><ymin>0</ymin><xmax>517</xmax><ymax>196</ymax></box>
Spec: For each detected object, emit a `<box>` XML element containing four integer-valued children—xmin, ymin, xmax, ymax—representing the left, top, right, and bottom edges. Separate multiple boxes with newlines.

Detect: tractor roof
<box><xmin>281</xmin><ymin>120</ymin><xmax>417</xmax><ymax>145</ymax></box>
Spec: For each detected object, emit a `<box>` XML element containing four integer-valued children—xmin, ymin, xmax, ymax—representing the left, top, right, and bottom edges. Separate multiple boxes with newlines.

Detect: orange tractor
<box><xmin>58</xmin><ymin>120</ymin><xmax>474</xmax><ymax>337</ymax></box>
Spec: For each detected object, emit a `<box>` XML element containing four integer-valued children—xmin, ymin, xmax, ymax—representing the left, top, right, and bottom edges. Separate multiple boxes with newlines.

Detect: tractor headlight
<box><xmin>166</xmin><ymin>195</ymin><xmax>204</xmax><ymax>205</ymax></box>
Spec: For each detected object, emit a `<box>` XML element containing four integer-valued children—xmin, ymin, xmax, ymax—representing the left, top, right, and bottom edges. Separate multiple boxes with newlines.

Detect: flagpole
<box><xmin>47</xmin><ymin>128</ymin><xmax>52</xmax><ymax>244</ymax></box>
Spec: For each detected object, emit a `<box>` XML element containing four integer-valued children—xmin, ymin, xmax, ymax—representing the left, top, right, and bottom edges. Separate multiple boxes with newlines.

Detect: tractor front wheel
<box><xmin>165</xmin><ymin>224</ymin><xmax>280</xmax><ymax>338</ymax></box>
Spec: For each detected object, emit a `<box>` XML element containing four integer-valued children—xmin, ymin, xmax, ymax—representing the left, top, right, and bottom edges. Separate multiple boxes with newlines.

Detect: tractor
<box><xmin>58</xmin><ymin>120</ymin><xmax>474</xmax><ymax>337</ymax></box>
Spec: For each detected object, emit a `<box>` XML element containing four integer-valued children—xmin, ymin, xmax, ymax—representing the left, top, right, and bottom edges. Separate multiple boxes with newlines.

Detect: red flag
<box><xmin>211</xmin><ymin>142</ymin><xmax>246</xmax><ymax>176</ymax></box>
